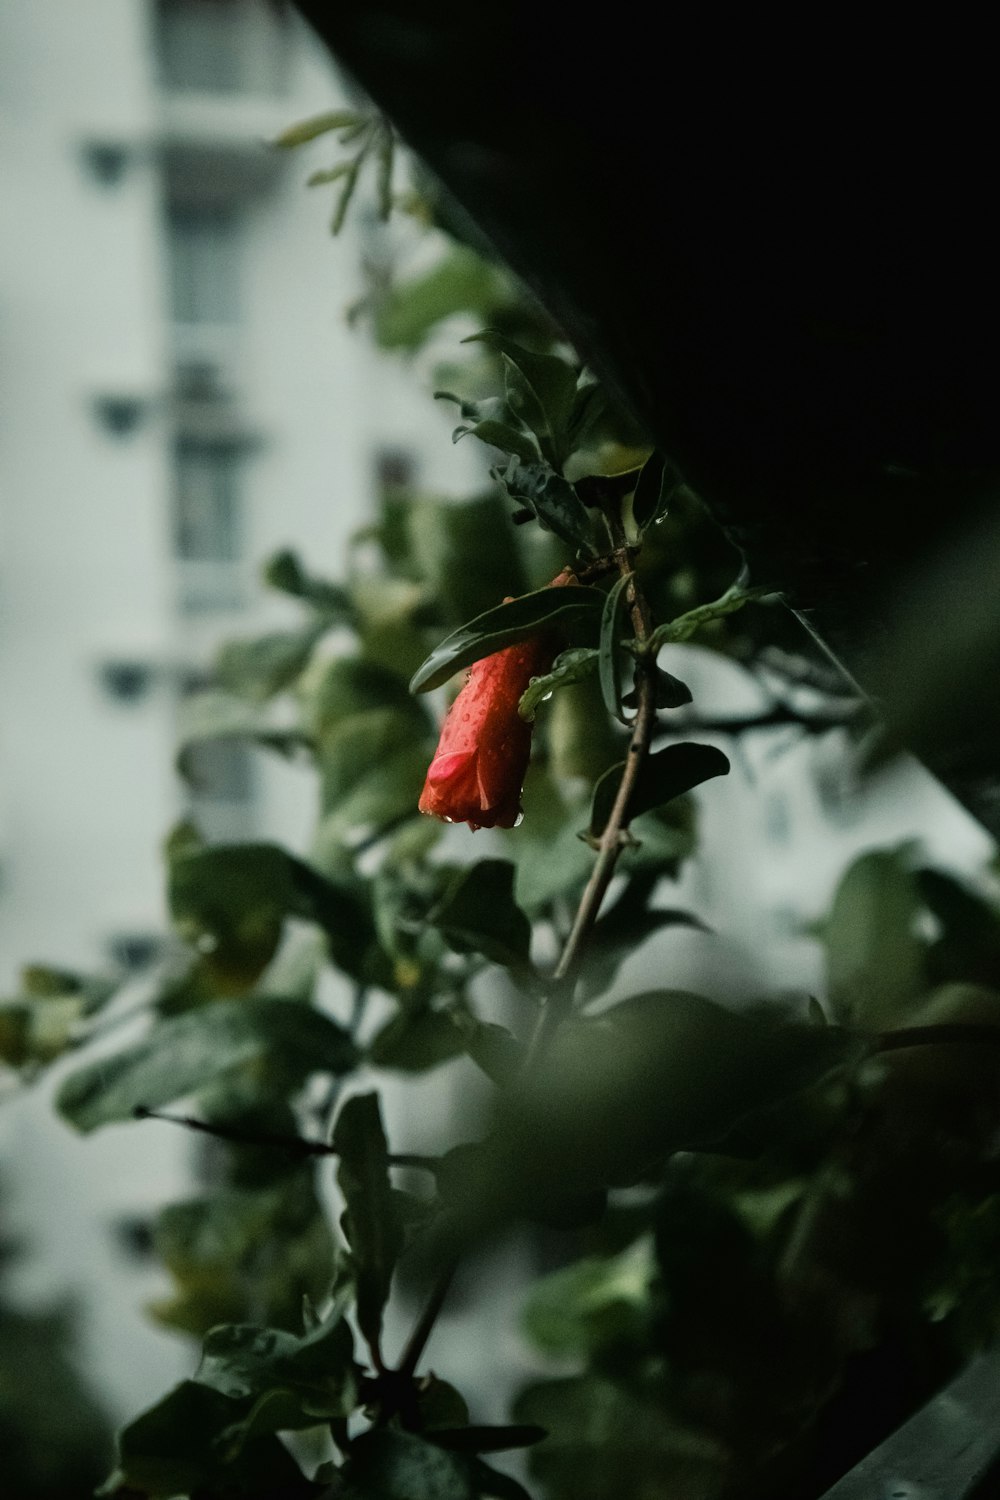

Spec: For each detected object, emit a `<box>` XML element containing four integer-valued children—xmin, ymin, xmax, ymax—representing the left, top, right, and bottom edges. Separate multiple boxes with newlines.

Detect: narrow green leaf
<box><xmin>331</xmin><ymin>158</ymin><xmax>362</xmax><ymax>235</ymax></box>
<box><xmin>644</xmin><ymin>580</ymin><xmax>774</xmax><ymax>653</ymax></box>
<box><xmin>272</xmin><ymin>110</ymin><xmax>363</xmax><ymax>148</ymax></box>
<box><xmin>630</xmin><ymin>451</ymin><xmax>669</xmax><ymax>532</ymax></box>
<box><xmin>453</xmin><ymin>418</ymin><xmax>539</xmax><ymax>463</ymax></box>
<box><xmin>410</xmin><ymin>586</ymin><xmax>603</xmax><ymax>693</ymax></box>
<box><xmin>464</xmin><ymin>332</ymin><xmax>578</xmax><ymax>467</ymax></box>
<box><xmin>518</xmin><ymin>647</ymin><xmax>599</xmax><ymax>721</ymax></box>
<box><xmin>56</xmin><ymin>998</ymin><xmax>357</xmax><ymax>1132</ymax></box>
<box><xmin>333</xmin><ymin>1093</ymin><xmax>403</xmax><ymax>1361</ymax></box>
<box><xmin>598</xmin><ymin>574</ymin><xmax>633</xmax><ymax>724</ymax></box>
<box><xmin>306</xmin><ymin>161</ymin><xmax>355</xmax><ymax>188</ymax></box>
<box><xmin>375</xmin><ymin>127</ymin><xmax>395</xmax><ymax>220</ymax></box>
<box><xmin>589</xmin><ymin>743</ymin><xmax>730</xmax><ymax>838</ymax></box>
<box><xmin>428</xmin><ymin>860</ymin><xmax>532</xmax><ymax>971</ymax></box>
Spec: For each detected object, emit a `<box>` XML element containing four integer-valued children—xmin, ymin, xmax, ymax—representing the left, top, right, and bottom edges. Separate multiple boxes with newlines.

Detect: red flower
<box><xmin>419</xmin><ymin>573</ymin><xmax>574</xmax><ymax>830</ymax></box>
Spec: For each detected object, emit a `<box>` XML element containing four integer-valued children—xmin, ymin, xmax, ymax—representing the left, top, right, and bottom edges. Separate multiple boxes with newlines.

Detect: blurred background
<box><xmin>0</xmin><ymin>1</ymin><xmax>995</xmax><ymax>1490</ymax></box>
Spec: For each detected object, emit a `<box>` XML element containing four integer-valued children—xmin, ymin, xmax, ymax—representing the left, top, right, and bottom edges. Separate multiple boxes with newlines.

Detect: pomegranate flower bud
<box><xmin>419</xmin><ymin>573</ymin><xmax>574</xmax><ymax>830</ymax></box>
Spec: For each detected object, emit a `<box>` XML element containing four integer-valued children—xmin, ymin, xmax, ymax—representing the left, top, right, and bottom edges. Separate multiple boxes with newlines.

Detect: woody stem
<box><xmin>525</xmin><ymin>510</ymin><xmax>658</xmax><ymax>1072</ymax></box>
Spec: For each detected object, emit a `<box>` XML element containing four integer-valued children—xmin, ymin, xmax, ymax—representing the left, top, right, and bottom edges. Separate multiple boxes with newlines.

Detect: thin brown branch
<box><xmin>396</xmin><ymin>1259</ymin><xmax>458</xmax><ymax>1381</ymax></box>
<box><xmin>133</xmin><ymin>1106</ymin><xmax>434</xmax><ymax>1170</ymax></box>
<box><xmin>876</xmin><ymin>1024</ymin><xmax>1000</xmax><ymax>1053</ymax></box>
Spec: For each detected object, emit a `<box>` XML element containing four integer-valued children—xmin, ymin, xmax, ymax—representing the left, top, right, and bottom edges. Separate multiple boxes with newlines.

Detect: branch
<box><xmin>133</xmin><ymin>1106</ymin><xmax>434</xmax><ymax>1170</ymax></box>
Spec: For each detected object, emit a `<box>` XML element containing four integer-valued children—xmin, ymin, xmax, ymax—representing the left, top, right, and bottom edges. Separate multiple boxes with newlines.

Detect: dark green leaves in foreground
<box><xmin>429</xmin><ymin>860</ymin><xmax>532</xmax><ymax>972</ymax></box>
<box><xmin>56</xmin><ymin>998</ymin><xmax>357</xmax><ymax>1132</ymax></box>
<box><xmin>338</xmin><ymin>1429</ymin><xmax>537</xmax><ymax>1500</ymax></box>
<box><xmin>589</xmin><ymin>742</ymin><xmax>730</xmax><ymax>838</ymax></box>
<box><xmin>508</xmin><ymin>992</ymin><xmax>865</xmax><ymax>1191</ymax></box>
<box><xmin>514</xmin><ymin>1375</ymin><xmax>725</xmax><ymax>1500</ymax></box>
<box><xmin>106</xmin><ymin>1379</ymin><xmax>315</xmax><ymax>1499</ymax></box>
<box><xmin>410</xmin><ymin>585</ymin><xmax>603</xmax><ymax>692</ymax></box>
<box><xmin>333</xmin><ymin>1092</ymin><xmax>403</xmax><ymax>1360</ymax></box>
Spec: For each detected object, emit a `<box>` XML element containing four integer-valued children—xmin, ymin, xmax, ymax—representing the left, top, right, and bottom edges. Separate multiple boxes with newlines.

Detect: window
<box><xmin>155</xmin><ymin>0</ymin><xmax>289</xmax><ymax>95</ymax></box>
<box><xmin>167</xmin><ymin>204</ymin><xmax>240</xmax><ymax>326</ymax></box>
<box><xmin>173</xmin><ymin>438</ymin><xmax>242</xmax><ymax>563</ymax></box>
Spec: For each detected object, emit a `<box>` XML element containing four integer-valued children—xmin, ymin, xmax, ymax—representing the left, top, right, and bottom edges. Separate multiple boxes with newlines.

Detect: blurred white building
<box><xmin>0</xmin><ymin>0</ymin><xmax>475</xmax><ymax>1423</ymax></box>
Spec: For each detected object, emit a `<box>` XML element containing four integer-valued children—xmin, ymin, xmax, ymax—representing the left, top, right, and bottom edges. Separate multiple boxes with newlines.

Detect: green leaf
<box><xmin>411</xmin><ymin>586</ymin><xmax>603</xmax><ymax>693</ymax></box>
<box><xmin>273</xmin><ymin>110</ymin><xmax>364</xmax><ymax>148</ymax></box>
<box><xmin>168</xmin><ymin>842</ymin><xmax>297</xmax><ymax>988</ymax></box>
<box><xmin>518</xmin><ymin>647</ymin><xmax>599</xmax><ymax>721</ymax></box>
<box><xmin>299</xmin><ymin>654</ymin><xmax>418</xmax><ymax>738</ymax></box>
<box><xmin>318</xmin><ymin>706</ymin><xmax>430</xmax><ymax>818</ymax></box>
<box><xmin>56</xmin><ymin>998</ymin><xmax>356</xmax><ymax>1132</ymax></box>
<box><xmin>175</xmin><ymin>691</ymin><xmax>310</xmax><ymax>783</ymax></box>
<box><xmin>406</xmin><ymin>491</ymin><xmax>528</xmax><ymax>632</ymax></box>
<box><xmin>108</xmin><ymin>1380</ymin><xmax>313</xmax><ymax>1498</ymax></box>
<box><xmin>820</xmin><ymin>847</ymin><xmax>928</xmax><ymax>1027</ymax></box>
<box><xmin>589</xmin><ymin>743</ymin><xmax>729</xmax><ymax>838</ymax></box>
<box><xmin>522</xmin><ymin>1238</ymin><xmax>655</xmax><ymax>1359</ymax></box>
<box><xmin>331</xmin><ymin>157</ymin><xmax>362</xmax><ymax>234</ymax></box>
<box><xmin>452</xmin><ymin>1015</ymin><xmax>523</xmax><ymax>1086</ymax></box>
<box><xmin>374</xmin><ymin>246</ymin><xmax>514</xmax><ymax>351</ymax></box>
<box><xmin>262</xmin><ymin>548</ymin><xmax>353</xmax><ymax>617</ymax></box>
<box><xmin>339</xmin><ymin>1428</ymin><xmax>475</xmax><ymax>1500</ymax></box>
<box><xmin>215</xmin><ymin>626</ymin><xmax>324</xmax><ymax>702</ymax></box>
<box><xmin>195</xmin><ymin>1312</ymin><xmax>357</xmax><ymax>1424</ymax></box>
<box><xmin>598</xmin><ymin>574</ymin><xmax>633</xmax><ymax>724</ymax></box>
<box><xmin>168</xmin><ymin>840</ymin><xmax>386</xmax><ymax>990</ymax></box>
<box><xmin>644</xmin><ymin>579</ymin><xmax>773</xmax><ymax>653</ymax></box>
<box><xmin>629</xmin><ymin>450</ymin><xmax>669</xmax><ymax>532</ymax></box>
<box><xmin>368</xmin><ymin>1008</ymin><xmax>466</xmax><ymax>1072</ymax></box>
<box><xmin>495</xmin><ymin>457</ymin><xmax>595</xmax><ymax>554</ymax></box>
<box><xmin>429</xmin><ymin>860</ymin><xmax>533</xmax><ymax>971</ymax></box>
<box><xmin>514</xmin><ymin>1376</ymin><xmax>725</xmax><ymax>1500</ymax></box>
<box><xmin>580</xmin><ymin>888</ymin><xmax>707</xmax><ymax>1001</ymax></box>
<box><xmin>454</xmin><ymin>417</ymin><xmax>539</xmax><ymax>463</ymax></box>
<box><xmin>374</xmin><ymin>125</ymin><xmax>395</xmax><ymax>219</ymax></box>
<box><xmin>150</xmin><ymin>1178</ymin><xmax>333</xmax><ymax>1336</ymax></box>
<box><xmin>471</xmin><ymin>1459</ymin><xmax>535</xmax><ymax>1500</ymax></box>
<box><xmin>332</xmin><ymin>1092</ymin><xmax>403</xmax><ymax>1360</ymax></box>
<box><xmin>464</xmin><ymin>332</ymin><xmax>578</xmax><ymax>467</ymax></box>
<box><xmin>306</xmin><ymin>161</ymin><xmax>355</xmax><ymax>188</ymax></box>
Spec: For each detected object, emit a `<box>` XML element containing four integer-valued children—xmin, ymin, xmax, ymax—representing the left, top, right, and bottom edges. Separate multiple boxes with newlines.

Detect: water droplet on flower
<box><xmin>513</xmin><ymin>810</ymin><xmax>525</xmax><ymax>827</ymax></box>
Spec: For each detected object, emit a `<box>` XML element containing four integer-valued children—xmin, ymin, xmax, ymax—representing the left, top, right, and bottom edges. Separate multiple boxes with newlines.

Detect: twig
<box><xmin>876</xmin><ymin>1024</ymin><xmax>1000</xmax><ymax>1053</ymax></box>
<box><xmin>672</xmin><ymin>703</ymin><xmax>863</xmax><ymax>736</ymax></box>
<box><xmin>133</xmin><ymin>1106</ymin><xmax>434</xmax><ymax>1170</ymax></box>
<box><xmin>525</xmin><ymin>515</ymin><xmax>658</xmax><ymax>1072</ymax></box>
<box><xmin>397</xmin><ymin>1260</ymin><xmax>458</xmax><ymax>1380</ymax></box>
